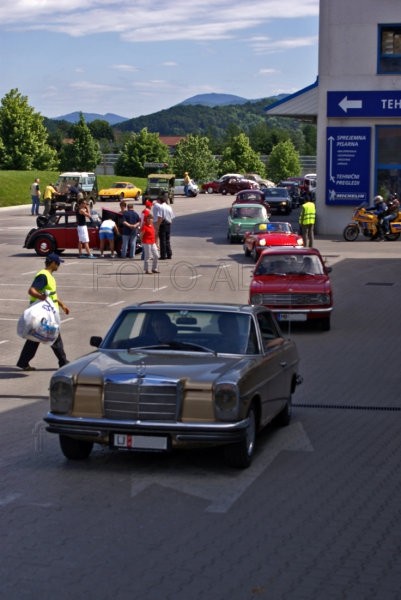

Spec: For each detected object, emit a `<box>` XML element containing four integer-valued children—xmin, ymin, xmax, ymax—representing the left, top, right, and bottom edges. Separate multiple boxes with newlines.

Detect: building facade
<box><xmin>266</xmin><ymin>0</ymin><xmax>401</xmax><ymax>234</ymax></box>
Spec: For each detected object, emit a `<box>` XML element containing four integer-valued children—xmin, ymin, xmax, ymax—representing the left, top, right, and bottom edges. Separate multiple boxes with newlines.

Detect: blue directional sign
<box><xmin>326</xmin><ymin>127</ymin><xmax>371</xmax><ymax>206</ymax></box>
<box><xmin>327</xmin><ymin>91</ymin><xmax>401</xmax><ymax>117</ymax></box>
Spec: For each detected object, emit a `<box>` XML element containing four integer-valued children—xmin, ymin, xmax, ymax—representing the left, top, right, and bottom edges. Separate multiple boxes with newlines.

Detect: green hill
<box><xmin>114</xmin><ymin>97</ymin><xmax>298</xmax><ymax>138</ymax></box>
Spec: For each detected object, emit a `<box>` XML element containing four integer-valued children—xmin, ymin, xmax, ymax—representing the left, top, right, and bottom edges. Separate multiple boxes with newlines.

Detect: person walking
<box><xmin>157</xmin><ymin>192</ymin><xmax>175</xmax><ymax>259</ymax></box>
<box><xmin>16</xmin><ymin>253</ymin><xmax>70</xmax><ymax>371</ymax></box>
<box><xmin>121</xmin><ymin>203</ymin><xmax>140</xmax><ymax>259</ymax></box>
<box><xmin>43</xmin><ymin>182</ymin><xmax>61</xmax><ymax>216</ymax></box>
<box><xmin>76</xmin><ymin>196</ymin><xmax>95</xmax><ymax>258</ymax></box>
<box><xmin>140</xmin><ymin>213</ymin><xmax>159</xmax><ymax>274</ymax></box>
<box><xmin>30</xmin><ymin>178</ymin><xmax>41</xmax><ymax>216</ymax></box>
<box><xmin>183</xmin><ymin>171</ymin><xmax>191</xmax><ymax>196</ymax></box>
<box><xmin>299</xmin><ymin>194</ymin><xmax>316</xmax><ymax>247</ymax></box>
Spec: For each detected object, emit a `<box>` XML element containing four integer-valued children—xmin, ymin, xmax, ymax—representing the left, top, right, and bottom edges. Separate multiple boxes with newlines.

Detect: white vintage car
<box><xmin>174</xmin><ymin>178</ymin><xmax>199</xmax><ymax>197</ymax></box>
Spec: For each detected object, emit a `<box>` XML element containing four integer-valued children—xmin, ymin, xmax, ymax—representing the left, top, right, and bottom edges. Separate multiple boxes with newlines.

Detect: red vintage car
<box><xmin>249</xmin><ymin>247</ymin><xmax>333</xmax><ymax>331</ymax></box>
<box><xmin>23</xmin><ymin>208</ymin><xmax>141</xmax><ymax>257</ymax></box>
<box><xmin>201</xmin><ymin>174</ymin><xmax>243</xmax><ymax>194</ymax></box>
<box><xmin>219</xmin><ymin>177</ymin><xmax>259</xmax><ymax>195</ymax></box>
<box><xmin>243</xmin><ymin>222</ymin><xmax>303</xmax><ymax>262</ymax></box>
<box><xmin>232</xmin><ymin>189</ymin><xmax>271</xmax><ymax>213</ymax></box>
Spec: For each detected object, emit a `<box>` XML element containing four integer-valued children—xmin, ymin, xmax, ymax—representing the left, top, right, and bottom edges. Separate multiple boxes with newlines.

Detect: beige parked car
<box><xmin>44</xmin><ymin>302</ymin><xmax>302</xmax><ymax>468</ymax></box>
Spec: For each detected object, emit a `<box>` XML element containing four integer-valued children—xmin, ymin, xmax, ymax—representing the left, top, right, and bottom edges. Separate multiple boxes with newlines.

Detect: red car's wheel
<box><xmin>33</xmin><ymin>234</ymin><xmax>56</xmax><ymax>256</ymax></box>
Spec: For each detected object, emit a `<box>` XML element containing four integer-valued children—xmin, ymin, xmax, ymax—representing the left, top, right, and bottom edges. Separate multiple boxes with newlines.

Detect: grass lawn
<box><xmin>0</xmin><ymin>171</ymin><xmax>147</xmax><ymax>208</ymax></box>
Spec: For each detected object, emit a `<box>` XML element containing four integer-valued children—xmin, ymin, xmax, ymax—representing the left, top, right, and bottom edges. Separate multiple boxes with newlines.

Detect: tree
<box><xmin>88</xmin><ymin>119</ymin><xmax>114</xmax><ymax>142</ymax></box>
<box><xmin>115</xmin><ymin>128</ymin><xmax>170</xmax><ymax>177</ymax></box>
<box><xmin>267</xmin><ymin>140</ymin><xmax>301</xmax><ymax>183</ymax></box>
<box><xmin>59</xmin><ymin>113</ymin><xmax>101</xmax><ymax>171</ymax></box>
<box><xmin>172</xmin><ymin>135</ymin><xmax>217</xmax><ymax>182</ymax></box>
<box><xmin>302</xmin><ymin>124</ymin><xmax>317</xmax><ymax>155</ymax></box>
<box><xmin>0</xmin><ymin>88</ymin><xmax>59</xmax><ymax>170</ymax></box>
<box><xmin>219</xmin><ymin>133</ymin><xmax>266</xmax><ymax>176</ymax></box>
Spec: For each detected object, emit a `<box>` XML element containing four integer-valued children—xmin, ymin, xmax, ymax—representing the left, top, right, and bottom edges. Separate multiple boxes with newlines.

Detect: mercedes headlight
<box><xmin>50</xmin><ymin>376</ymin><xmax>74</xmax><ymax>414</ymax></box>
<box><xmin>214</xmin><ymin>383</ymin><xmax>239</xmax><ymax>419</ymax></box>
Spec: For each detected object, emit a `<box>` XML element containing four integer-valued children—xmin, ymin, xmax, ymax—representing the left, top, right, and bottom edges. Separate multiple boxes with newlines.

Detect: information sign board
<box><xmin>325</xmin><ymin>127</ymin><xmax>371</xmax><ymax>206</ymax></box>
<box><xmin>327</xmin><ymin>91</ymin><xmax>401</xmax><ymax>118</ymax></box>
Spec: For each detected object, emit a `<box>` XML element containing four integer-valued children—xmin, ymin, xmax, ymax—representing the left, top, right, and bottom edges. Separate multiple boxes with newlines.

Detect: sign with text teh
<box><xmin>326</xmin><ymin>127</ymin><xmax>371</xmax><ymax>206</ymax></box>
<box><xmin>327</xmin><ymin>91</ymin><xmax>401</xmax><ymax>117</ymax></box>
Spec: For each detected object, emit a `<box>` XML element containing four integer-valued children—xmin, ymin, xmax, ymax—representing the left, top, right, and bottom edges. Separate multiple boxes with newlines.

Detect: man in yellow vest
<box><xmin>16</xmin><ymin>253</ymin><xmax>70</xmax><ymax>371</ymax></box>
<box><xmin>299</xmin><ymin>194</ymin><xmax>316</xmax><ymax>247</ymax></box>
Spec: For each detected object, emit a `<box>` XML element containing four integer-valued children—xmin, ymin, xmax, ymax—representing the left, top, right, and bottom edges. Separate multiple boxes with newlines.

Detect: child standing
<box><xmin>140</xmin><ymin>214</ymin><xmax>159</xmax><ymax>274</ymax></box>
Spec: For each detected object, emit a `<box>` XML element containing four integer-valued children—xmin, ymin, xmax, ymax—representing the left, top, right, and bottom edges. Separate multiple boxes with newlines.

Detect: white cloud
<box><xmin>251</xmin><ymin>35</ymin><xmax>318</xmax><ymax>54</ymax></box>
<box><xmin>0</xmin><ymin>0</ymin><xmax>319</xmax><ymax>42</ymax></box>
<box><xmin>112</xmin><ymin>64</ymin><xmax>140</xmax><ymax>72</ymax></box>
<box><xmin>259</xmin><ymin>68</ymin><xmax>278</xmax><ymax>75</ymax></box>
<box><xmin>70</xmin><ymin>81</ymin><xmax>123</xmax><ymax>92</ymax></box>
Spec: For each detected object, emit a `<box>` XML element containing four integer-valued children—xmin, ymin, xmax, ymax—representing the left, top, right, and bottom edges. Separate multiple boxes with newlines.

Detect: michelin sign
<box><xmin>325</xmin><ymin>127</ymin><xmax>371</xmax><ymax>206</ymax></box>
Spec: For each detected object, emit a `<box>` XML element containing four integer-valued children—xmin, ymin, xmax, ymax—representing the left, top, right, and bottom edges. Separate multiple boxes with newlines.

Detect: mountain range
<box><xmin>53</xmin><ymin>93</ymin><xmax>260</xmax><ymax>125</ymax></box>
<box><xmin>53</xmin><ymin>111</ymin><xmax>129</xmax><ymax>125</ymax></box>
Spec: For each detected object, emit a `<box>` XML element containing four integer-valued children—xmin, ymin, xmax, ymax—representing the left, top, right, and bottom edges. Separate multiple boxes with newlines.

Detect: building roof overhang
<box><xmin>264</xmin><ymin>78</ymin><xmax>319</xmax><ymax>123</ymax></box>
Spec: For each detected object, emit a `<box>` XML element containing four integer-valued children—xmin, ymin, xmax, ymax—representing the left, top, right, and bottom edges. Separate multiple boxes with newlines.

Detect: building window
<box><xmin>376</xmin><ymin>126</ymin><xmax>401</xmax><ymax>198</ymax></box>
<box><xmin>378</xmin><ymin>24</ymin><xmax>401</xmax><ymax>74</ymax></box>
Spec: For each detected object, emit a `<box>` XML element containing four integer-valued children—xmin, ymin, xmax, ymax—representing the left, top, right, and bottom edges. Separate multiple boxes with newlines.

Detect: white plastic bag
<box><xmin>17</xmin><ymin>298</ymin><xmax>60</xmax><ymax>345</ymax></box>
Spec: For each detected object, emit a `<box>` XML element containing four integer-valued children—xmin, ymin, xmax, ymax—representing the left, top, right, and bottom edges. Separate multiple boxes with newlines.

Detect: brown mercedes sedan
<box><xmin>44</xmin><ymin>302</ymin><xmax>302</xmax><ymax>468</ymax></box>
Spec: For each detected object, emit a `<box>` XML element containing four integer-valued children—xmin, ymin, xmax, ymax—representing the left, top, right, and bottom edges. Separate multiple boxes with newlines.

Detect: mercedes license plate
<box><xmin>113</xmin><ymin>434</ymin><xmax>168</xmax><ymax>451</ymax></box>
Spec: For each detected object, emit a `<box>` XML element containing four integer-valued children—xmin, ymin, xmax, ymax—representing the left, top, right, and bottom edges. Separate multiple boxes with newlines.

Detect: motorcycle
<box><xmin>343</xmin><ymin>205</ymin><xmax>401</xmax><ymax>241</ymax></box>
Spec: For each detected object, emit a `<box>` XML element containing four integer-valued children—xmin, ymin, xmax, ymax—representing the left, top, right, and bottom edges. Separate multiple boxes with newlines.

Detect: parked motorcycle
<box><xmin>343</xmin><ymin>205</ymin><xmax>401</xmax><ymax>241</ymax></box>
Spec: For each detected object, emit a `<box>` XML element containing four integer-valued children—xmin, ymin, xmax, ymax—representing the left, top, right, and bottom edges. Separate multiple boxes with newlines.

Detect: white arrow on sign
<box><xmin>328</xmin><ymin>136</ymin><xmax>335</xmax><ymax>183</ymax></box>
<box><xmin>130</xmin><ymin>421</ymin><xmax>313</xmax><ymax>513</ymax></box>
<box><xmin>339</xmin><ymin>96</ymin><xmax>363</xmax><ymax>113</ymax></box>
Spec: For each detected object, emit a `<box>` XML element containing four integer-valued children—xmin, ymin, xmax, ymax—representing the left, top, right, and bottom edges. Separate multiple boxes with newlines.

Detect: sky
<box><xmin>0</xmin><ymin>0</ymin><xmax>319</xmax><ymax>120</ymax></box>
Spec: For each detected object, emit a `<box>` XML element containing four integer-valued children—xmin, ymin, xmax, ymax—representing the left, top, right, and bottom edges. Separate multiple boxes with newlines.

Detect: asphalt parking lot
<box><xmin>0</xmin><ymin>196</ymin><xmax>400</xmax><ymax>600</ymax></box>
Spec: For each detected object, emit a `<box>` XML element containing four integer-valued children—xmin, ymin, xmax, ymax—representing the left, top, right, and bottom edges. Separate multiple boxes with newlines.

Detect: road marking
<box><xmin>130</xmin><ymin>421</ymin><xmax>313</xmax><ymax>513</ymax></box>
<box><xmin>0</xmin><ymin>339</ymin><xmax>9</xmax><ymax>344</ymax></box>
<box><xmin>108</xmin><ymin>301</ymin><xmax>125</xmax><ymax>306</ymax></box>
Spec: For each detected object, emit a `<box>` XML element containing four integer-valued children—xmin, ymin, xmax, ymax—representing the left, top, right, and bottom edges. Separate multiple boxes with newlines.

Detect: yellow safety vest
<box><xmin>299</xmin><ymin>201</ymin><xmax>316</xmax><ymax>226</ymax></box>
<box><xmin>29</xmin><ymin>269</ymin><xmax>59</xmax><ymax>309</ymax></box>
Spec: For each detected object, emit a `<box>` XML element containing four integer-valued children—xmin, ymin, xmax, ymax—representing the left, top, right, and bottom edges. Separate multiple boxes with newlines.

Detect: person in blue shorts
<box><xmin>99</xmin><ymin>218</ymin><xmax>119</xmax><ymax>258</ymax></box>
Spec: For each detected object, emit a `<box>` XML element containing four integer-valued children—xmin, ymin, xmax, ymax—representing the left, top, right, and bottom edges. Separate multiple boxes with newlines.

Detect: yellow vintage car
<box><xmin>98</xmin><ymin>181</ymin><xmax>142</xmax><ymax>201</ymax></box>
<box><xmin>44</xmin><ymin>302</ymin><xmax>302</xmax><ymax>468</ymax></box>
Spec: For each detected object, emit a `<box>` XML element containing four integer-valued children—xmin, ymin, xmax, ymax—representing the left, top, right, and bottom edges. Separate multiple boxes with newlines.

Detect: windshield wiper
<box><xmin>129</xmin><ymin>342</ymin><xmax>217</xmax><ymax>355</ymax></box>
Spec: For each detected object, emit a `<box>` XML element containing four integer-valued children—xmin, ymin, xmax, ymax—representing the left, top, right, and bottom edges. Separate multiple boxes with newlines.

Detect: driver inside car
<box><xmin>146</xmin><ymin>314</ymin><xmax>177</xmax><ymax>344</ymax></box>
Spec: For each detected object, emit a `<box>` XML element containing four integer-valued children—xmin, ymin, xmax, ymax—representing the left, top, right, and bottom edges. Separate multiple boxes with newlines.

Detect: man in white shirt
<box><xmin>155</xmin><ymin>192</ymin><xmax>175</xmax><ymax>259</ymax></box>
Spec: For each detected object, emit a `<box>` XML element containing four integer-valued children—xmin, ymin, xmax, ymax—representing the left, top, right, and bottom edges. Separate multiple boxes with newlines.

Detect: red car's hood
<box><xmin>254</xmin><ymin>232</ymin><xmax>302</xmax><ymax>246</ymax></box>
<box><xmin>250</xmin><ymin>273</ymin><xmax>331</xmax><ymax>294</ymax></box>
